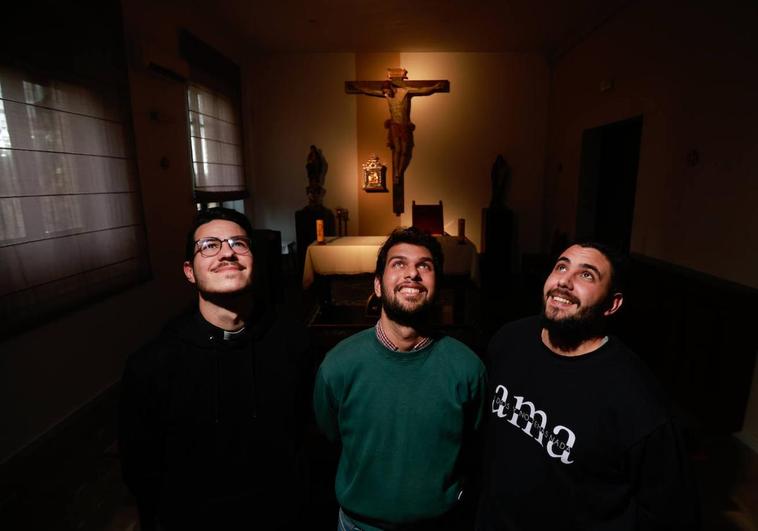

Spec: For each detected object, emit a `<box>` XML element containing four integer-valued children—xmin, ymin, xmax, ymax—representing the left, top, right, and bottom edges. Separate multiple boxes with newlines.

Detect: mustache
<box><xmin>212</xmin><ymin>261</ymin><xmax>244</xmax><ymax>272</ymax></box>
<box><xmin>547</xmin><ymin>288</ymin><xmax>579</xmax><ymax>305</ymax></box>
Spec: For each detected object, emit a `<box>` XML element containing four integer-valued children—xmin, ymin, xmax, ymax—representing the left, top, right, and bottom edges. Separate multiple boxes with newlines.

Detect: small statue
<box><xmin>296</xmin><ymin>145</ymin><xmax>335</xmax><ymax>266</ymax></box>
<box><xmin>482</xmin><ymin>154</ymin><xmax>516</xmax><ymax>282</ymax></box>
<box><xmin>305</xmin><ymin>145</ymin><xmax>328</xmax><ymax>207</ymax></box>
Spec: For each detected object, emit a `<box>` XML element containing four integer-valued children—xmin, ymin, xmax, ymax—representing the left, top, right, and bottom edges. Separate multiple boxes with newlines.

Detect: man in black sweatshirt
<box><xmin>477</xmin><ymin>242</ymin><xmax>699</xmax><ymax>530</ymax></box>
<box><xmin>119</xmin><ymin>208</ymin><xmax>310</xmax><ymax>530</ymax></box>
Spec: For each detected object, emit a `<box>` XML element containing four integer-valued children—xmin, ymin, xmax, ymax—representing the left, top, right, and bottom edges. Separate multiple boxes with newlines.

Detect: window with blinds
<box><xmin>180</xmin><ymin>30</ymin><xmax>247</xmax><ymax>206</ymax></box>
<box><xmin>0</xmin><ymin>65</ymin><xmax>149</xmax><ymax>336</ymax></box>
<box><xmin>187</xmin><ymin>83</ymin><xmax>246</xmax><ymax>202</ymax></box>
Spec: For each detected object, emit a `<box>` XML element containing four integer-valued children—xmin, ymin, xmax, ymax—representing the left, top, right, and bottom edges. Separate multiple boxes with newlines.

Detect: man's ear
<box><xmin>183</xmin><ymin>261</ymin><xmax>196</xmax><ymax>284</ymax></box>
<box><xmin>604</xmin><ymin>292</ymin><xmax>623</xmax><ymax>316</ymax></box>
<box><xmin>374</xmin><ymin>275</ymin><xmax>382</xmax><ymax>298</ymax></box>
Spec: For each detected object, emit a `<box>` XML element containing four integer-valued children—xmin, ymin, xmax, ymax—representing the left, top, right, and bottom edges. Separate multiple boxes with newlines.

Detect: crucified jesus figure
<box><xmin>346</xmin><ymin>68</ymin><xmax>449</xmax><ymax>214</ymax></box>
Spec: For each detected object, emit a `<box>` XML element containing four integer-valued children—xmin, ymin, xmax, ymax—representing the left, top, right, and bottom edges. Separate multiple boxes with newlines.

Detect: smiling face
<box><xmin>542</xmin><ymin>244</ymin><xmax>621</xmax><ymax>324</ymax></box>
<box><xmin>374</xmin><ymin>242</ymin><xmax>436</xmax><ymax>324</ymax></box>
<box><xmin>183</xmin><ymin>219</ymin><xmax>254</xmax><ymax>296</ymax></box>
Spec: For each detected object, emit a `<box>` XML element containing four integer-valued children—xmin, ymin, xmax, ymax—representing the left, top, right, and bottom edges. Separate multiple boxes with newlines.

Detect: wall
<box><xmin>355</xmin><ymin>53</ymin><xmax>550</xmax><ymax>252</ymax></box>
<box><xmin>247</xmin><ymin>52</ymin><xmax>548</xmax><ymax>253</ymax></box>
<box><xmin>0</xmin><ymin>0</ymin><xmax>246</xmax><ymax>463</ymax></box>
<box><xmin>249</xmin><ymin>53</ymin><xmax>358</xmax><ymax>245</ymax></box>
<box><xmin>546</xmin><ymin>0</ymin><xmax>758</xmax><ymax>441</ymax></box>
<box><xmin>545</xmin><ymin>0</ymin><xmax>758</xmax><ymax>287</ymax></box>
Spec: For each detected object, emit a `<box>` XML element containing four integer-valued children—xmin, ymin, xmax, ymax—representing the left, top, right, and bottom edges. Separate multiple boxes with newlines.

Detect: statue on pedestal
<box><xmin>296</xmin><ymin>146</ymin><xmax>335</xmax><ymax>270</ymax></box>
<box><xmin>305</xmin><ymin>145</ymin><xmax>328</xmax><ymax>207</ymax></box>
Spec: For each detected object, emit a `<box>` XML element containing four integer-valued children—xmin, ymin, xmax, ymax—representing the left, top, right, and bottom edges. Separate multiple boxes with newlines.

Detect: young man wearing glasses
<box><xmin>119</xmin><ymin>207</ymin><xmax>310</xmax><ymax>530</ymax></box>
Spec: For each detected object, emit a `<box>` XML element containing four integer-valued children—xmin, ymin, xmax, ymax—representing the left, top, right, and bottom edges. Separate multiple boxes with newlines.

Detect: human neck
<box><xmin>198</xmin><ymin>293</ymin><xmax>251</xmax><ymax>331</ymax></box>
<box><xmin>379</xmin><ymin>312</ymin><xmax>425</xmax><ymax>352</ymax></box>
<box><xmin>540</xmin><ymin>328</ymin><xmax>607</xmax><ymax>357</ymax></box>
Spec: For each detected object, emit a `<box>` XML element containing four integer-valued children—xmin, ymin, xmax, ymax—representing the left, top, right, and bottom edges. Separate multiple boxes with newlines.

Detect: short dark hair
<box><xmin>185</xmin><ymin>207</ymin><xmax>254</xmax><ymax>261</ymax></box>
<box><xmin>375</xmin><ymin>226</ymin><xmax>444</xmax><ymax>279</ymax></box>
<box><xmin>572</xmin><ymin>241</ymin><xmax>626</xmax><ymax>294</ymax></box>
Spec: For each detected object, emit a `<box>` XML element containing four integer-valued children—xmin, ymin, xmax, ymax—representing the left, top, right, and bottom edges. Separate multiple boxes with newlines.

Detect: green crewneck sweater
<box><xmin>313</xmin><ymin>328</ymin><xmax>486</xmax><ymax>528</ymax></box>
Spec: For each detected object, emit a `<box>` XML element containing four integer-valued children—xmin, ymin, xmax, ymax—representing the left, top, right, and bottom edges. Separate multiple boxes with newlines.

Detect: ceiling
<box><xmin>206</xmin><ymin>0</ymin><xmax>633</xmax><ymax>60</ymax></box>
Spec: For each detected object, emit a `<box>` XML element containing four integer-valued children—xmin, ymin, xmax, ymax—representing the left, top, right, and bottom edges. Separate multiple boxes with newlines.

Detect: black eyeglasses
<box><xmin>194</xmin><ymin>236</ymin><xmax>252</xmax><ymax>257</ymax></box>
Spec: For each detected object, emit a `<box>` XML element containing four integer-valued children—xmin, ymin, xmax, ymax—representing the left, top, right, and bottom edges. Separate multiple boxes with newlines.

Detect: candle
<box><xmin>457</xmin><ymin>218</ymin><xmax>466</xmax><ymax>243</ymax></box>
<box><xmin>316</xmin><ymin>219</ymin><xmax>325</xmax><ymax>244</ymax></box>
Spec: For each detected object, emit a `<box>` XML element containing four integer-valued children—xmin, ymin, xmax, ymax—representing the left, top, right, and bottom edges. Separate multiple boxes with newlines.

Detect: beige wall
<box><xmin>546</xmin><ymin>0</ymin><xmax>758</xmax><ymax>288</ymax></box>
<box><xmin>249</xmin><ymin>53</ymin><xmax>358</xmax><ymax>244</ymax></box>
<box><xmin>397</xmin><ymin>53</ymin><xmax>548</xmax><ymax>252</ymax></box>
<box><xmin>351</xmin><ymin>53</ymin><xmax>549</xmax><ymax>252</ymax></box>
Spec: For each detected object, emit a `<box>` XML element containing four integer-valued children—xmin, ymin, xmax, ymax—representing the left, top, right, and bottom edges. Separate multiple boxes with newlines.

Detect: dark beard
<box><xmin>380</xmin><ymin>288</ymin><xmax>433</xmax><ymax>329</ymax></box>
<box><xmin>541</xmin><ymin>299</ymin><xmax>608</xmax><ymax>352</ymax></box>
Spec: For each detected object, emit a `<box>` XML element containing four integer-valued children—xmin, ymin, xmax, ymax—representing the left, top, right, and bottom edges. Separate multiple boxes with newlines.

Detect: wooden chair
<box><xmin>411</xmin><ymin>200</ymin><xmax>444</xmax><ymax>235</ymax></box>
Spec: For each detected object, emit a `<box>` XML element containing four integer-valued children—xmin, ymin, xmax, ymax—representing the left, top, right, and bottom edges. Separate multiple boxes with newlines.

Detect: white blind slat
<box><xmin>0</xmin><ymin>66</ymin><xmax>124</xmax><ymax>121</ymax></box>
<box><xmin>0</xmin><ymin>148</ymin><xmax>137</xmax><ymax>197</ymax></box>
<box><xmin>0</xmin><ymin>99</ymin><xmax>128</xmax><ymax>157</ymax></box>
<box><xmin>188</xmin><ymin>111</ymin><xmax>241</xmax><ymax>145</ymax></box>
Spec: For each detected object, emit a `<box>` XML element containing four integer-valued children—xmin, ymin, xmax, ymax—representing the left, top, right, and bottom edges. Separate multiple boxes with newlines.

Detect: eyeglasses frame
<box><xmin>193</xmin><ymin>236</ymin><xmax>252</xmax><ymax>258</ymax></box>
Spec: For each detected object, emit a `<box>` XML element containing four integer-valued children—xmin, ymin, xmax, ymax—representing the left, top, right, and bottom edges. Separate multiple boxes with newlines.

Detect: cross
<box><xmin>346</xmin><ymin>68</ymin><xmax>450</xmax><ymax>215</ymax></box>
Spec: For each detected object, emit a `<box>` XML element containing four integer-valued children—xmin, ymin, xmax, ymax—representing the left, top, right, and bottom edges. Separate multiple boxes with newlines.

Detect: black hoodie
<box><xmin>118</xmin><ymin>306</ymin><xmax>311</xmax><ymax>530</ymax></box>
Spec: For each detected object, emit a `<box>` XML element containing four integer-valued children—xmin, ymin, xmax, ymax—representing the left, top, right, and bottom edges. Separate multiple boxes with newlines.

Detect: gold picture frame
<box><xmin>362</xmin><ymin>153</ymin><xmax>388</xmax><ymax>193</ymax></box>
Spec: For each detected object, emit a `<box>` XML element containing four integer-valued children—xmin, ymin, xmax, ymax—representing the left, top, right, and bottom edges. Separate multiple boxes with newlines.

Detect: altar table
<box><xmin>302</xmin><ymin>235</ymin><xmax>479</xmax><ymax>288</ymax></box>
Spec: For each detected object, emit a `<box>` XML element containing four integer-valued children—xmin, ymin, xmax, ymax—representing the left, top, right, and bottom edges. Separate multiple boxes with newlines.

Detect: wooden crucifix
<box><xmin>346</xmin><ymin>68</ymin><xmax>449</xmax><ymax>215</ymax></box>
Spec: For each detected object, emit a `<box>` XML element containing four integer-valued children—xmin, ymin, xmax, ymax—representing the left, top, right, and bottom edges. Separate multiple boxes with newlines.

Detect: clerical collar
<box><xmin>223</xmin><ymin>327</ymin><xmax>246</xmax><ymax>341</ymax></box>
<box><xmin>375</xmin><ymin>321</ymin><xmax>433</xmax><ymax>352</ymax></box>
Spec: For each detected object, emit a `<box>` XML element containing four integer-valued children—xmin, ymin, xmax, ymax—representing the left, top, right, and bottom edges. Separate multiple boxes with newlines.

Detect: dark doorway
<box><xmin>575</xmin><ymin>116</ymin><xmax>643</xmax><ymax>253</ymax></box>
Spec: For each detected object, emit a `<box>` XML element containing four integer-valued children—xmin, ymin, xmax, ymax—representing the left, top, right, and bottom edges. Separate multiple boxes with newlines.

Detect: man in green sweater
<box><xmin>313</xmin><ymin>227</ymin><xmax>487</xmax><ymax>531</ymax></box>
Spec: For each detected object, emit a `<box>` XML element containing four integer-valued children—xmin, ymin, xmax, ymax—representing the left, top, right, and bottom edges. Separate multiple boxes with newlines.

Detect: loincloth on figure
<box><xmin>384</xmin><ymin>119</ymin><xmax>415</xmax><ymax>149</ymax></box>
